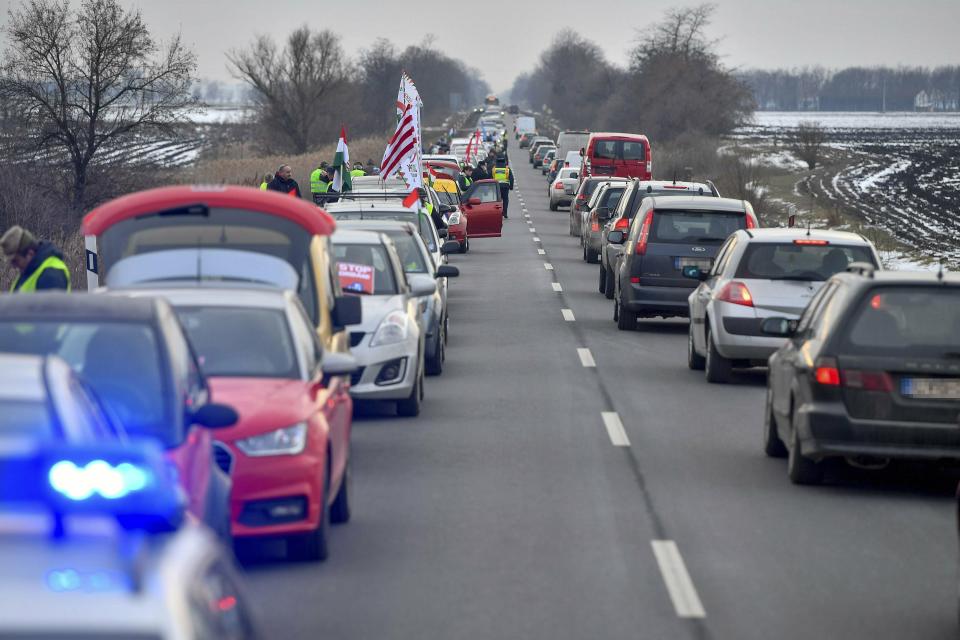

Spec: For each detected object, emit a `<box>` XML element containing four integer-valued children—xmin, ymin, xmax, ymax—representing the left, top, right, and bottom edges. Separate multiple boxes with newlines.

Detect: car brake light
<box><xmin>635</xmin><ymin>211</ymin><xmax>654</xmax><ymax>255</ymax></box>
<box><xmin>842</xmin><ymin>369</ymin><xmax>893</xmax><ymax>392</ymax></box>
<box><xmin>716</xmin><ymin>281</ymin><xmax>754</xmax><ymax>307</ymax></box>
<box><xmin>646</xmin><ymin>161</ymin><xmax>652</xmax><ymax>174</ymax></box>
<box><xmin>793</xmin><ymin>239</ymin><xmax>828</xmax><ymax>246</ymax></box>
<box><xmin>630</xmin><ymin>277</ymin><xmax>640</xmax><ymax>283</ymax></box>
<box><xmin>614</xmin><ymin>217</ymin><xmax>630</xmax><ymax>231</ymax></box>
<box><xmin>554</xmin><ymin>182</ymin><xmax>564</xmax><ymax>189</ymax></box>
<box><xmin>814</xmin><ymin>358</ymin><xmax>841</xmax><ymax>386</ymax></box>
<box><xmin>591</xmin><ymin>221</ymin><xmax>599</xmax><ymax>232</ymax></box>
<box><xmin>745</xmin><ymin>214</ymin><xmax>756</xmax><ymax>229</ymax></box>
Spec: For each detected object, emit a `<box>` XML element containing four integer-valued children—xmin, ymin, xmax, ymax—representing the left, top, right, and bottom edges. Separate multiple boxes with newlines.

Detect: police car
<box><xmin>0</xmin><ymin>354</ymin><xmax>261</xmax><ymax>639</ymax></box>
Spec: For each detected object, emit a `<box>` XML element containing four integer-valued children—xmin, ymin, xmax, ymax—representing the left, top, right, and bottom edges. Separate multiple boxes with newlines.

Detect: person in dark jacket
<box><xmin>472</xmin><ymin>160</ymin><xmax>490</xmax><ymax>182</ymax></box>
<box><xmin>267</xmin><ymin>164</ymin><xmax>302</xmax><ymax>197</ymax></box>
<box><xmin>1</xmin><ymin>225</ymin><xmax>70</xmax><ymax>292</ymax></box>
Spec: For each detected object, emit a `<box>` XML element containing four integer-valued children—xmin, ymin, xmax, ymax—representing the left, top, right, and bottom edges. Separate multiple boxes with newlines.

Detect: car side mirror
<box><xmin>332</xmin><ymin>295</ymin><xmax>362</xmax><ymax>328</ymax></box>
<box><xmin>409</xmin><ymin>274</ymin><xmax>438</xmax><ymax>297</ymax></box>
<box><xmin>607</xmin><ymin>230</ymin><xmax>625</xmax><ymax>244</ymax></box>
<box><xmin>192</xmin><ymin>403</ymin><xmax>238</xmax><ymax>429</ymax></box>
<box><xmin>468</xmin><ymin>197</ymin><xmax>481</xmax><ymax>206</ymax></box>
<box><xmin>436</xmin><ymin>265</ymin><xmax>459</xmax><ymax>278</ymax></box>
<box><xmin>319</xmin><ymin>352</ymin><xmax>359</xmax><ymax>387</ymax></box>
<box><xmin>761</xmin><ymin>317</ymin><xmax>798</xmax><ymax>338</ymax></box>
<box><xmin>437</xmin><ymin>228</ymin><xmax>448</xmax><ymax>239</ymax></box>
<box><xmin>441</xmin><ymin>240</ymin><xmax>461</xmax><ymax>255</ymax></box>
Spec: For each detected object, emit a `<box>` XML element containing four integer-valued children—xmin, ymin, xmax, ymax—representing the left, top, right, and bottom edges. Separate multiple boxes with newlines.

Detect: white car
<box><xmin>331</xmin><ymin>229</ymin><xmax>437</xmax><ymax>416</ymax></box>
<box><xmin>549</xmin><ymin>167</ymin><xmax>581</xmax><ymax>210</ymax></box>
<box><xmin>686</xmin><ymin>228</ymin><xmax>881</xmax><ymax>383</ymax></box>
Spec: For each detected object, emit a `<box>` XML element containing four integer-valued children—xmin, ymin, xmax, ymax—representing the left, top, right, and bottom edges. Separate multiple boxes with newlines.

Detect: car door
<box><xmin>694</xmin><ymin>235</ymin><xmax>739</xmax><ymax>351</ymax></box>
<box><xmin>462</xmin><ymin>181</ymin><xmax>503</xmax><ymax>237</ymax></box>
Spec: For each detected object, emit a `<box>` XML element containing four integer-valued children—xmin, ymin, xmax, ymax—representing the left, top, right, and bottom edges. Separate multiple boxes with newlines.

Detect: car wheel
<box><xmin>549</xmin><ymin>200</ymin><xmax>558</xmax><ymax>211</ymax></box>
<box><xmin>603</xmin><ymin>266</ymin><xmax>615</xmax><ymax>299</ymax></box>
<box><xmin>687</xmin><ymin>323</ymin><xmax>706</xmax><ymax>370</ymax></box>
<box><xmin>705</xmin><ymin>329</ymin><xmax>732</xmax><ymax>383</ymax></box>
<box><xmin>586</xmin><ymin>245</ymin><xmax>598</xmax><ymax>263</ymax></box>
<box><xmin>787</xmin><ymin>407</ymin><xmax>823</xmax><ymax>485</ymax></box>
<box><xmin>426</xmin><ymin>329</ymin><xmax>444</xmax><ymax>376</ymax></box>
<box><xmin>763</xmin><ymin>388</ymin><xmax>788</xmax><ymax>458</ymax></box>
<box><xmin>598</xmin><ymin>265</ymin><xmax>607</xmax><ymax>293</ymax></box>
<box><xmin>582</xmin><ymin>243</ymin><xmax>588</xmax><ymax>262</ymax></box>
<box><xmin>397</xmin><ymin>370</ymin><xmax>422</xmax><ymax>417</ymax></box>
<box><xmin>329</xmin><ymin>456</ymin><xmax>351</xmax><ymax>524</ymax></box>
<box><xmin>287</xmin><ymin>470</ymin><xmax>330</xmax><ymax>562</ymax></box>
<box><xmin>616</xmin><ymin>297</ymin><xmax>637</xmax><ymax>331</ymax></box>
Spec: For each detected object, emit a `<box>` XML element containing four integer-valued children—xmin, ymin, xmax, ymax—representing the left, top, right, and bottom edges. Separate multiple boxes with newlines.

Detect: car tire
<box><xmin>287</xmin><ymin>471</ymin><xmax>330</xmax><ymax>562</ymax></box>
<box><xmin>425</xmin><ymin>329</ymin><xmax>444</xmax><ymax>376</ymax></box>
<box><xmin>598</xmin><ymin>265</ymin><xmax>607</xmax><ymax>293</ymax></box>
<box><xmin>763</xmin><ymin>388</ymin><xmax>788</xmax><ymax>458</ymax></box>
<box><xmin>687</xmin><ymin>323</ymin><xmax>706</xmax><ymax>370</ymax></box>
<box><xmin>603</xmin><ymin>267</ymin><xmax>615</xmax><ymax>299</ymax></box>
<box><xmin>549</xmin><ymin>200</ymin><xmax>558</xmax><ymax>211</ymax></box>
<box><xmin>616</xmin><ymin>298</ymin><xmax>637</xmax><ymax>331</ymax></box>
<box><xmin>397</xmin><ymin>370</ymin><xmax>422</xmax><ymax>417</ymax></box>
<box><xmin>705</xmin><ymin>329</ymin><xmax>732</xmax><ymax>384</ymax></box>
<box><xmin>586</xmin><ymin>246</ymin><xmax>599</xmax><ymax>264</ymax></box>
<box><xmin>329</xmin><ymin>456</ymin><xmax>351</xmax><ymax>524</ymax></box>
<box><xmin>787</xmin><ymin>408</ymin><xmax>823</xmax><ymax>485</ymax></box>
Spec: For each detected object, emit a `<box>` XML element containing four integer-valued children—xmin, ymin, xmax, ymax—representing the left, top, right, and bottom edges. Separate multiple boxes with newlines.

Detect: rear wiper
<box><xmin>693</xmin><ymin>236</ymin><xmax>725</xmax><ymax>242</ymax></box>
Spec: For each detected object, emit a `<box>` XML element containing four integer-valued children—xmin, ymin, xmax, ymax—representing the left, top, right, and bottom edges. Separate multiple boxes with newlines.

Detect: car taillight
<box><xmin>630</xmin><ymin>277</ymin><xmax>640</xmax><ymax>283</ymax></box>
<box><xmin>716</xmin><ymin>281</ymin><xmax>754</xmax><ymax>307</ymax></box>
<box><xmin>614</xmin><ymin>217</ymin><xmax>630</xmax><ymax>231</ymax></box>
<box><xmin>576</xmin><ymin>193</ymin><xmax>586</xmax><ymax>200</ymax></box>
<box><xmin>814</xmin><ymin>357</ymin><xmax>841</xmax><ymax>386</ymax></box>
<box><xmin>554</xmin><ymin>182</ymin><xmax>564</xmax><ymax>189</ymax></box>
<box><xmin>745</xmin><ymin>214</ymin><xmax>756</xmax><ymax>229</ymax></box>
<box><xmin>646</xmin><ymin>161</ymin><xmax>652</xmax><ymax>175</ymax></box>
<box><xmin>635</xmin><ymin>211</ymin><xmax>653</xmax><ymax>255</ymax></box>
<box><xmin>591</xmin><ymin>220</ymin><xmax>599</xmax><ymax>232</ymax></box>
<box><xmin>842</xmin><ymin>369</ymin><xmax>894</xmax><ymax>392</ymax></box>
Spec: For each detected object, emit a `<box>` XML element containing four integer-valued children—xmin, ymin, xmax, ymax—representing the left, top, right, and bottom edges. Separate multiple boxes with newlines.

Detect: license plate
<box><xmin>564</xmin><ymin>186</ymin><xmax>575</xmax><ymax>195</ymax></box>
<box><xmin>676</xmin><ymin>257</ymin><xmax>712</xmax><ymax>271</ymax></box>
<box><xmin>900</xmin><ymin>378</ymin><xmax>960</xmax><ymax>399</ymax></box>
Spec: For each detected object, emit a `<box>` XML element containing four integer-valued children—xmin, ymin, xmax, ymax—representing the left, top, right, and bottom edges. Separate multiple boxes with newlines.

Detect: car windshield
<box><xmin>333</xmin><ymin>243</ymin><xmax>399</xmax><ymax>295</ymax></box>
<box><xmin>330</xmin><ymin>210</ymin><xmax>437</xmax><ymax>252</ymax></box>
<box><xmin>435</xmin><ymin>191</ymin><xmax>459</xmax><ymax>206</ymax></box>
<box><xmin>383</xmin><ymin>231</ymin><xmax>430</xmax><ymax>273</ymax></box>
<box><xmin>0</xmin><ymin>321</ymin><xmax>170</xmax><ymax>444</ymax></box>
<box><xmin>176</xmin><ymin>307</ymin><xmax>299</xmax><ymax>379</ymax></box>
<box><xmin>840</xmin><ymin>287</ymin><xmax>960</xmax><ymax>357</ymax></box>
<box><xmin>0</xmin><ymin>399</ymin><xmax>52</xmax><ymax>437</ymax></box>
<box><xmin>735</xmin><ymin>243</ymin><xmax>877</xmax><ymax>281</ymax></box>
<box><xmin>650</xmin><ymin>210</ymin><xmax>745</xmax><ymax>243</ymax></box>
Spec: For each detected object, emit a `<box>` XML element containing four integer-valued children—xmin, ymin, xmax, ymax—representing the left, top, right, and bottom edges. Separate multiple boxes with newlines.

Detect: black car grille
<box><xmin>349</xmin><ymin>332</ymin><xmax>366</xmax><ymax>347</ymax></box>
<box><xmin>213</xmin><ymin>442</ymin><xmax>233</xmax><ymax>475</ymax></box>
<box><xmin>350</xmin><ymin>367</ymin><xmax>365</xmax><ymax>386</ymax></box>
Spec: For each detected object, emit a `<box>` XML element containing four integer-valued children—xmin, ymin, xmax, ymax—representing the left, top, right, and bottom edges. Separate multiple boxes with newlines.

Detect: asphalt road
<box><xmin>241</xmin><ymin>137</ymin><xmax>960</xmax><ymax>640</ymax></box>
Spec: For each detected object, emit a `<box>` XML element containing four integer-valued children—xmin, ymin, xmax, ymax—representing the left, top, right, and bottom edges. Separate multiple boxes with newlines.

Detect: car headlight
<box><xmin>370</xmin><ymin>310</ymin><xmax>410</xmax><ymax>347</ymax></box>
<box><xmin>236</xmin><ymin>423</ymin><xmax>307</xmax><ymax>457</ymax></box>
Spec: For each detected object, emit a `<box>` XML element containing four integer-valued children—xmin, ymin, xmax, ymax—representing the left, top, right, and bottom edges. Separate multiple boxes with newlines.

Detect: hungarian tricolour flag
<box><xmin>332</xmin><ymin>126</ymin><xmax>352</xmax><ymax>193</ymax></box>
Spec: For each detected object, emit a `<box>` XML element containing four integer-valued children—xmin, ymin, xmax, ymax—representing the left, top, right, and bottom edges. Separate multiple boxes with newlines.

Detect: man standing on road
<box><xmin>493</xmin><ymin>156</ymin><xmax>514</xmax><ymax>219</ymax></box>
<box><xmin>267</xmin><ymin>164</ymin><xmax>302</xmax><ymax>198</ymax></box>
<box><xmin>1</xmin><ymin>226</ymin><xmax>70</xmax><ymax>292</ymax></box>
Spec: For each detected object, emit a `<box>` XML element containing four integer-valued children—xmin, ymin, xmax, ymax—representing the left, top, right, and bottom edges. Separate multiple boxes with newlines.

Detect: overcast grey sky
<box><xmin>2</xmin><ymin>0</ymin><xmax>959</xmax><ymax>93</ymax></box>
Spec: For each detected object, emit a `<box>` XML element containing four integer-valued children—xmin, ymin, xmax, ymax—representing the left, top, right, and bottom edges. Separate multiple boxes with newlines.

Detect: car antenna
<box><xmin>937</xmin><ymin>258</ymin><xmax>945</xmax><ymax>282</ymax></box>
<box><xmin>806</xmin><ymin>220</ymin><xmax>812</xmax><ymax>237</ymax></box>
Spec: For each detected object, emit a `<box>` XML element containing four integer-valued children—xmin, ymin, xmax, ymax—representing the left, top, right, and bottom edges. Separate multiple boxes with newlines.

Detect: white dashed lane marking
<box><xmin>551</xmin><ymin>282</ymin><xmax>563</xmax><ymax>292</ymax></box>
<box><xmin>532</xmin><ymin>237</ymin><xmax>540</xmax><ymax>242</ymax></box>
<box><xmin>561</xmin><ymin>308</ymin><xmax>575</xmax><ymax>322</ymax></box>
<box><xmin>601</xmin><ymin>412</ymin><xmax>630</xmax><ymax>447</ymax></box>
<box><xmin>651</xmin><ymin>540</ymin><xmax>707</xmax><ymax>619</ymax></box>
<box><xmin>544</xmin><ymin>263</ymin><xmax>554</xmax><ymax>270</ymax></box>
<box><xmin>577</xmin><ymin>348</ymin><xmax>596</xmax><ymax>367</ymax></box>
<box><xmin>537</xmin><ymin>249</ymin><xmax>546</xmax><ymax>255</ymax></box>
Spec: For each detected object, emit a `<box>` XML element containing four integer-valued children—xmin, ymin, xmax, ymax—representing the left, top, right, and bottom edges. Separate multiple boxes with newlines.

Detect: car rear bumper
<box><xmin>797</xmin><ymin>402</ymin><xmax>960</xmax><ymax>461</ymax></box>
<box><xmin>623</xmin><ymin>284</ymin><xmax>695</xmax><ymax>317</ymax></box>
<box><xmin>228</xmin><ymin>447</ymin><xmax>325</xmax><ymax>538</ymax></box>
<box><xmin>711</xmin><ymin>315</ymin><xmax>789</xmax><ymax>360</ymax></box>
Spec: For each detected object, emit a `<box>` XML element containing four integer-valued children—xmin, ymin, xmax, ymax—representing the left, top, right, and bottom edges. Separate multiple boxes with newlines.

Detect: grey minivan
<box><xmin>610</xmin><ymin>196</ymin><xmax>759</xmax><ymax>330</ymax></box>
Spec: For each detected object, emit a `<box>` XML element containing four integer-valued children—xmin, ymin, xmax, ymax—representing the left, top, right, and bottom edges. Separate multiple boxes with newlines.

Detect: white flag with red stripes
<box><xmin>382</xmin><ymin>73</ymin><xmax>424</xmax><ymax>201</ymax></box>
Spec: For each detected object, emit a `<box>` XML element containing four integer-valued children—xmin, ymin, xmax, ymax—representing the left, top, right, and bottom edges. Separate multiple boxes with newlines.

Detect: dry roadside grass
<box><xmin>182</xmin><ymin>135</ymin><xmax>388</xmax><ymax>190</ymax></box>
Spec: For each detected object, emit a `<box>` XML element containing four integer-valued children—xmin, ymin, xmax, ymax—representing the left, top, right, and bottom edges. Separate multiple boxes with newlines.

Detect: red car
<box><xmin>433</xmin><ymin>178</ymin><xmax>469</xmax><ymax>252</ymax></box>
<box><xmin>460</xmin><ymin>179</ymin><xmax>504</xmax><ymax>239</ymax></box>
<box><xmin>158</xmin><ymin>286</ymin><xmax>356</xmax><ymax>562</ymax></box>
<box><xmin>581</xmin><ymin>132</ymin><xmax>652</xmax><ymax>181</ymax></box>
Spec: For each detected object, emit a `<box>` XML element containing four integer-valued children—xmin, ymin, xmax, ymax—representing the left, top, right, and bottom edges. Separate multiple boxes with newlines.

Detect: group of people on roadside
<box><xmin>259</xmin><ymin>159</ymin><xmax>380</xmax><ymax>205</ymax></box>
<box><xmin>456</xmin><ymin>144</ymin><xmax>515</xmax><ymax>218</ymax></box>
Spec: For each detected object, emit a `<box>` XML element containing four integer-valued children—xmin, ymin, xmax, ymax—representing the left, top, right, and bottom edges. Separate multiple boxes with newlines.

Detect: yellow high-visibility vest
<box><xmin>493</xmin><ymin>167</ymin><xmax>510</xmax><ymax>183</ymax></box>
<box><xmin>10</xmin><ymin>256</ymin><xmax>71</xmax><ymax>293</ymax></box>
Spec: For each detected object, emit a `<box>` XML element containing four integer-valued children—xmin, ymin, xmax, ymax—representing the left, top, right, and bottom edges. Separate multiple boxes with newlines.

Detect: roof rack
<box><xmin>846</xmin><ymin>262</ymin><xmax>876</xmax><ymax>278</ymax></box>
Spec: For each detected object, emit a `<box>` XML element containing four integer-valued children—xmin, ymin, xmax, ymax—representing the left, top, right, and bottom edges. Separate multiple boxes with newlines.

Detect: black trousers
<box><xmin>500</xmin><ymin>185</ymin><xmax>509</xmax><ymax>217</ymax></box>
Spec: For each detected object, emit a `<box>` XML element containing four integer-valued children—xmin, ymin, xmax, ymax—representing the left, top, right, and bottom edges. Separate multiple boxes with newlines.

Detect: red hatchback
<box><xmin>161</xmin><ymin>287</ymin><xmax>356</xmax><ymax>562</ymax></box>
<box><xmin>581</xmin><ymin>132</ymin><xmax>652</xmax><ymax>181</ymax></box>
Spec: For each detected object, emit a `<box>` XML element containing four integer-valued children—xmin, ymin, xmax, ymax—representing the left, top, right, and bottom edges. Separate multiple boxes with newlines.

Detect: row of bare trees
<box><xmin>510</xmin><ymin>5</ymin><xmax>754</xmax><ymax>143</ymax></box>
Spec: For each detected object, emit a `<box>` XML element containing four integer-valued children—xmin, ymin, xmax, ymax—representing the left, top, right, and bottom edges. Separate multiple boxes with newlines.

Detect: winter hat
<box><xmin>1</xmin><ymin>226</ymin><xmax>37</xmax><ymax>258</ymax></box>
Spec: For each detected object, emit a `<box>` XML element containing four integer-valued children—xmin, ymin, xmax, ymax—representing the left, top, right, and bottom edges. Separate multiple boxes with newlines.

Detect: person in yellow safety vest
<box><xmin>350</xmin><ymin>162</ymin><xmax>365</xmax><ymax>178</ymax></box>
<box><xmin>458</xmin><ymin>165</ymin><xmax>473</xmax><ymax>192</ymax></box>
<box><xmin>1</xmin><ymin>225</ymin><xmax>70</xmax><ymax>293</ymax></box>
<box><xmin>259</xmin><ymin>172</ymin><xmax>273</xmax><ymax>190</ymax></box>
<box><xmin>493</xmin><ymin>156</ymin><xmax>514</xmax><ymax>219</ymax></box>
<box><xmin>310</xmin><ymin>162</ymin><xmax>331</xmax><ymax>205</ymax></box>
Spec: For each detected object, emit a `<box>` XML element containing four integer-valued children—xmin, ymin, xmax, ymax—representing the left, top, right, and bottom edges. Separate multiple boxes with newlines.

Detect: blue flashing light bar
<box><xmin>48</xmin><ymin>460</ymin><xmax>151</xmax><ymax>501</ymax></box>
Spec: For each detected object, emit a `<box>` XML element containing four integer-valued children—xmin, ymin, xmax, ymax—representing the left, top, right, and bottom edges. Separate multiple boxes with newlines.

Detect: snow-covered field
<box><xmin>742</xmin><ymin>111</ymin><xmax>960</xmax><ymax>131</ymax></box>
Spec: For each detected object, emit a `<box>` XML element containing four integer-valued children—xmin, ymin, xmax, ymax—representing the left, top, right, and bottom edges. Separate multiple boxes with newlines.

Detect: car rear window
<box><xmin>622</xmin><ymin>141</ymin><xmax>646</xmax><ymax>160</ymax></box>
<box><xmin>333</xmin><ymin>243</ymin><xmax>398</xmax><ymax>295</ymax></box>
<box><xmin>176</xmin><ymin>307</ymin><xmax>299</xmax><ymax>379</ymax></box>
<box><xmin>594</xmin><ymin>140</ymin><xmax>617</xmax><ymax>159</ymax></box>
<box><xmin>650</xmin><ymin>210</ymin><xmax>745</xmax><ymax>244</ymax></box>
<box><xmin>592</xmin><ymin>140</ymin><xmax>646</xmax><ymax>161</ymax></box>
<box><xmin>735</xmin><ymin>244</ymin><xmax>876</xmax><ymax>281</ymax></box>
<box><xmin>840</xmin><ymin>287</ymin><xmax>960</xmax><ymax>358</ymax></box>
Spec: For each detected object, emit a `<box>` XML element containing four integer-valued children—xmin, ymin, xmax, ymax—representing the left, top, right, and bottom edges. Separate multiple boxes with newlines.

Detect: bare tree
<box><xmin>792</xmin><ymin>121</ymin><xmax>826</xmax><ymax>170</ymax></box>
<box><xmin>228</xmin><ymin>27</ymin><xmax>346</xmax><ymax>154</ymax></box>
<box><xmin>0</xmin><ymin>0</ymin><xmax>198</xmax><ymax>208</ymax></box>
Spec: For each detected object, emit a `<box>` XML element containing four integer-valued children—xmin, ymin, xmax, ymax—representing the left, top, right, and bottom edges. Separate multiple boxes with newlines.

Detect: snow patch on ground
<box><xmin>754</xmin><ymin>150</ymin><xmax>809</xmax><ymax>171</ymax></box>
<box><xmin>856</xmin><ymin>159</ymin><xmax>912</xmax><ymax>192</ymax></box>
<box><xmin>743</xmin><ymin>111</ymin><xmax>960</xmax><ymax>130</ymax></box>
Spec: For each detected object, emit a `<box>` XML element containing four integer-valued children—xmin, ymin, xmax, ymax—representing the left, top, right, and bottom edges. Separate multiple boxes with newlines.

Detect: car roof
<box><xmin>588</xmin><ymin>132</ymin><xmax>650</xmax><ymax>142</ymax></box>
<box><xmin>325</xmin><ymin>201</ymin><xmax>417</xmax><ymax>215</ymax></box>
<box><xmin>331</xmin><ymin>229</ymin><xmax>388</xmax><ymax>245</ymax></box>
<box><xmin>833</xmin><ymin>270</ymin><xmax>960</xmax><ymax>286</ymax></box>
<box><xmin>0</xmin><ymin>354</ymin><xmax>46</xmax><ymax>401</ymax></box>
<box><xmin>0</xmin><ymin>292</ymin><xmax>163</xmax><ymax>322</ymax></box>
<box><xmin>736</xmin><ymin>228</ymin><xmax>873</xmax><ymax>245</ymax></box>
<box><xmin>587</xmin><ymin>177</ymin><xmax>629</xmax><ymax>184</ymax></box>
<box><xmin>120</xmin><ymin>286</ymin><xmax>295</xmax><ymax>310</ymax></box>
<box><xmin>647</xmin><ymin>196</ymin><xmax>747</xmax><ymax>211</ymax></box>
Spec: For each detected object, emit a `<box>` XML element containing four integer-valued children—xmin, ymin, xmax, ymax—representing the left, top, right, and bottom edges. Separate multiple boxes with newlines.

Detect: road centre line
<box><xmin>601</xmin><ymin>412</ymin><xmax>630</xmax><ymax>447</ymax></box>
<box><xmin>544</xmin><ymin>263</ymin><xmax>554</xmax><ymax>270</ymax></box>
<box><xmin>561</xmin><ymin>308</ymin><xmax>575</xmax><ymax>322</ymax></box>
<box><xmin>537</xmin><ymin>249</ymin><xmax>546</xmax><ymax>255</ymax></box>
<box><xmin>577</xmin><ymin>348</ymin><xmax>596</xmax><ymax>367</ymax></box>
<box><xmin>551</xmin><ymin>282</ymin><xmax>563</xmax><ymax>292</ymax></box>
<box><xmin>533</xmin><ymin>237</ymin><xmax>540</xmax><ymax>242</ymax></box>
<box><xmin>651</xmin><ymin>540</ymin><xmax>707</xmax><ymax>619</ymax></box>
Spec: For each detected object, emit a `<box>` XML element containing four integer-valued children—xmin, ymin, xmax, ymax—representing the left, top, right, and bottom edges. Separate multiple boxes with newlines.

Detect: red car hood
<box><xmin>208</xmin><ymin>377</ymin><xmax>313</xmax><ymax>441</ymax></box>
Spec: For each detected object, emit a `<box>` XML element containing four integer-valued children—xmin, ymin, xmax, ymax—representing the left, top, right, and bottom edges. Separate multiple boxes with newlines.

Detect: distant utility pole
<box><xmin>881</xmin><ymin>77</ymin><xmax>887</xmax><ymax>112</ymax></box>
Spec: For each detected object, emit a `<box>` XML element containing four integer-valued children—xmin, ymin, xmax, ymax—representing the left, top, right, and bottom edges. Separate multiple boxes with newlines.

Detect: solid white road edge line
<box><xmin>651</xmin><ymin>540</ymin><xmax>707</xmax><ymax>619</ymax></box>
<box><xmin>577</xmin><ymin>348</ymin><xmax>596</xmax><ymax>367</ymax></box>
<box><xmin>600</xmin><ymin>411</ymin><xmax>630</xmax><ymax>447</ymax></box>
<box><xmin>551</xmin><ymin>282</ymin><xmax>563</xmax><ymax>292</ymax></box>
<box><xmin>544</xmin><ymin>263</ymin><xmax>554</xmax><ymax>270</ymax></box>
<box><xmin>561</xmin><ymin>308</ymin><xmax>575</xmax><ymax>321</ymax></box>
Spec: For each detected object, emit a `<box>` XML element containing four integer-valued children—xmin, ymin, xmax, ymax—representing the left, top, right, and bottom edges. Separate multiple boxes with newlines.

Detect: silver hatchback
<box><xmin>685</xmin><ymin>228</ymin><xmax>881</xmax><ymax>383</ymax></box>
